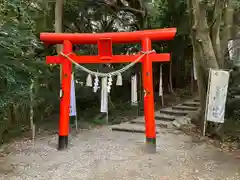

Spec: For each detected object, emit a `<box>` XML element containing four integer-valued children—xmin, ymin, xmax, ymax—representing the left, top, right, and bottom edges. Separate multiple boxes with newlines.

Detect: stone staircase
<box><xmin>111</xmin><ymin>99</ymin><xmax>200</xmax><ymax>133</ymax></box>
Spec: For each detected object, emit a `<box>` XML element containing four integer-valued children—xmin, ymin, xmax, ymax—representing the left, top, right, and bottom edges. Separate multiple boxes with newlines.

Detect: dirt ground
<box><xmin>0</xmin><ymin>124</ymin><xmax>239</xmax><ymax>180</ymax></box>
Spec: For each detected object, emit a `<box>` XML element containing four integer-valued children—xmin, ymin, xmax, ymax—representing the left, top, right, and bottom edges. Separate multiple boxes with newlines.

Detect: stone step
<box><xmin>154</xmin><ymin>111</ymin><xmax>176</xmax><ymax>121</ymax></box>
<box><xmin>182</xmin><ymin>102</ymin><xmax>200</xmax><ymax>107</ymax></box>
<box><xmin>172</xmin><ymin>116</ymin><xmax>192</xmax><ymax>129</ymax></box>
<box><xmin>155</xmin><ymin>115</ymin><xmax>175</xmax><ymax>121</ymax></box>
<box><xmin>172</xmin><ymin>105</ymin><xmax>198</xmax><ymax>111</ymax></box>
<box><xmin>230</xmin><ymin>87</ymin><xmax>240</xmax><ymax>91</ymax></box>
<box><xmin>111</xmin><ymin>122</ymin><xmax>160</xmax><ymax>134</ymax></box>
<box><xmin>131</xmin><ymin>119</ymin><xmax>173</xmax><ymax>128</ymax></box>
<box><xmin>230</xmin><ymin>90</ymin><xmax>240</xmax><ymax>95</ymax></box>
<box><xmin>160</xmin><ymin>108</ymin><xmax>188</xmax><ymax>116</ymax></box>
<box><xmin>233</xmin><ymin>95</ymin><xmax>240</xmax><ymax>99</ymax></box>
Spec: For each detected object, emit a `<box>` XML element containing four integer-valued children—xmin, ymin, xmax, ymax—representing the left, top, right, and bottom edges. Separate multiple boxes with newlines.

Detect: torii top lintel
<box><xmin>40</xmin><ymin>28</ymin><xmax>176</xmax><ymax>64</ymax></box>
<box><xmin>40</xmin><ymin>28</ymin><xmax>176</xmax><ymax>44</ymax></box>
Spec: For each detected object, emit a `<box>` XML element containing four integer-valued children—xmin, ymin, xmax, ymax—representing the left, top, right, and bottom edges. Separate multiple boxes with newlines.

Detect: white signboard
<box><xmin>69</xmin><ymin>74</ymin><xmax>77</xmax><ymax>116</ymax></box>
<box><xmin>205</xmin><ymin>69</ymin><xmax>230</xmax><ymax>123</ymax></box>
<box><xmin>131</xmin><ymin>74</ymin><xmax>138</xmax><ymax>106</ymax></box>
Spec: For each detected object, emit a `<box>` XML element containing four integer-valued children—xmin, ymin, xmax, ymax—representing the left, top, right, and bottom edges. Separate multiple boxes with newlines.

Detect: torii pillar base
<box><xmin>58</xmin><ymin>136</ymin><xmax>68</xmax><ymax>150</ymax></box>
<box><xmin>145</xmin><ymin>137</ymin><xmax>156</xmax><ymax>153</ymax></box>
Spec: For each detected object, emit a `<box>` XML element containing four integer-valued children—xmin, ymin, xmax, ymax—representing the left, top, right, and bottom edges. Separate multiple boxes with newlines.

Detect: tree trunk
<box><xmin>55</xmin><ymin>0</ymin><xmax>64</xmax><ymax>80</ymax></box>
<box><xmin>187</xmin><ymin>0</ymin><xmax>234</xmax><ymax>131</ymax></box>
<box><xmin>137</xmin><ymin>5</ymin><xmax>148</xmax><ymax>115</ymax></box>
<box><xmin>188</xmin><ymin>0</ymin><xmax>219</xmax><ymax>125</ymax></box>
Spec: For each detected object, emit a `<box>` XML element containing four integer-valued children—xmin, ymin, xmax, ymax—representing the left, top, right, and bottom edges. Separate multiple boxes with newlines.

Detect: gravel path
<box><xmin>0</xmin><ymin>126</ymin><xmax>239</xmax><ymax>180</ymax></box>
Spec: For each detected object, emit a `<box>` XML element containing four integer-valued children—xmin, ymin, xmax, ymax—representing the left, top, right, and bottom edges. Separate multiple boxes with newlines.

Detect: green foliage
<box><xmin>0</xmin><ymin>0</ymin><xmax>37</xmax><ymax>105</ymax></box>
<box><xmin>0</xmin><ymin>0</ymin><xmax>59</xmax><ymax>142</ymax></box>
<box><xmin>149</xmin><ymin>0</ymin><xmax>188</xmax><ymax>34</ymax></box>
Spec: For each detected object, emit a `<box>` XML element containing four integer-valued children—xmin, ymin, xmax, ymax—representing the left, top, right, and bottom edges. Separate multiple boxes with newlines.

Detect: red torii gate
<box><xmin>40</xmin><ymin>28</ymin><xmax>176</xmax><ymax>152</ymax></box>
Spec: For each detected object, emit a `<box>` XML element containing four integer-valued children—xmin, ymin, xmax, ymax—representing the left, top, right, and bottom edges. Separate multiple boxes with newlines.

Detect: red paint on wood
<box><xmin>46</xmin><ymin>53</ymin><xmax>171</xmax><ymax>64</ymax></box>
<box><xmin>40</xmin><ymin>28</ymin><xmax>176</xmax><ymax>44</ymax></box>
<box><xmin>142</xmin><ymin>38</ymin><xmax>156</xmax><ymax>139</ymax></box>
<box><xmin>59</xmin><ymin>40</ymin><xmax>72</xmax><ymax>136</ymax></box>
